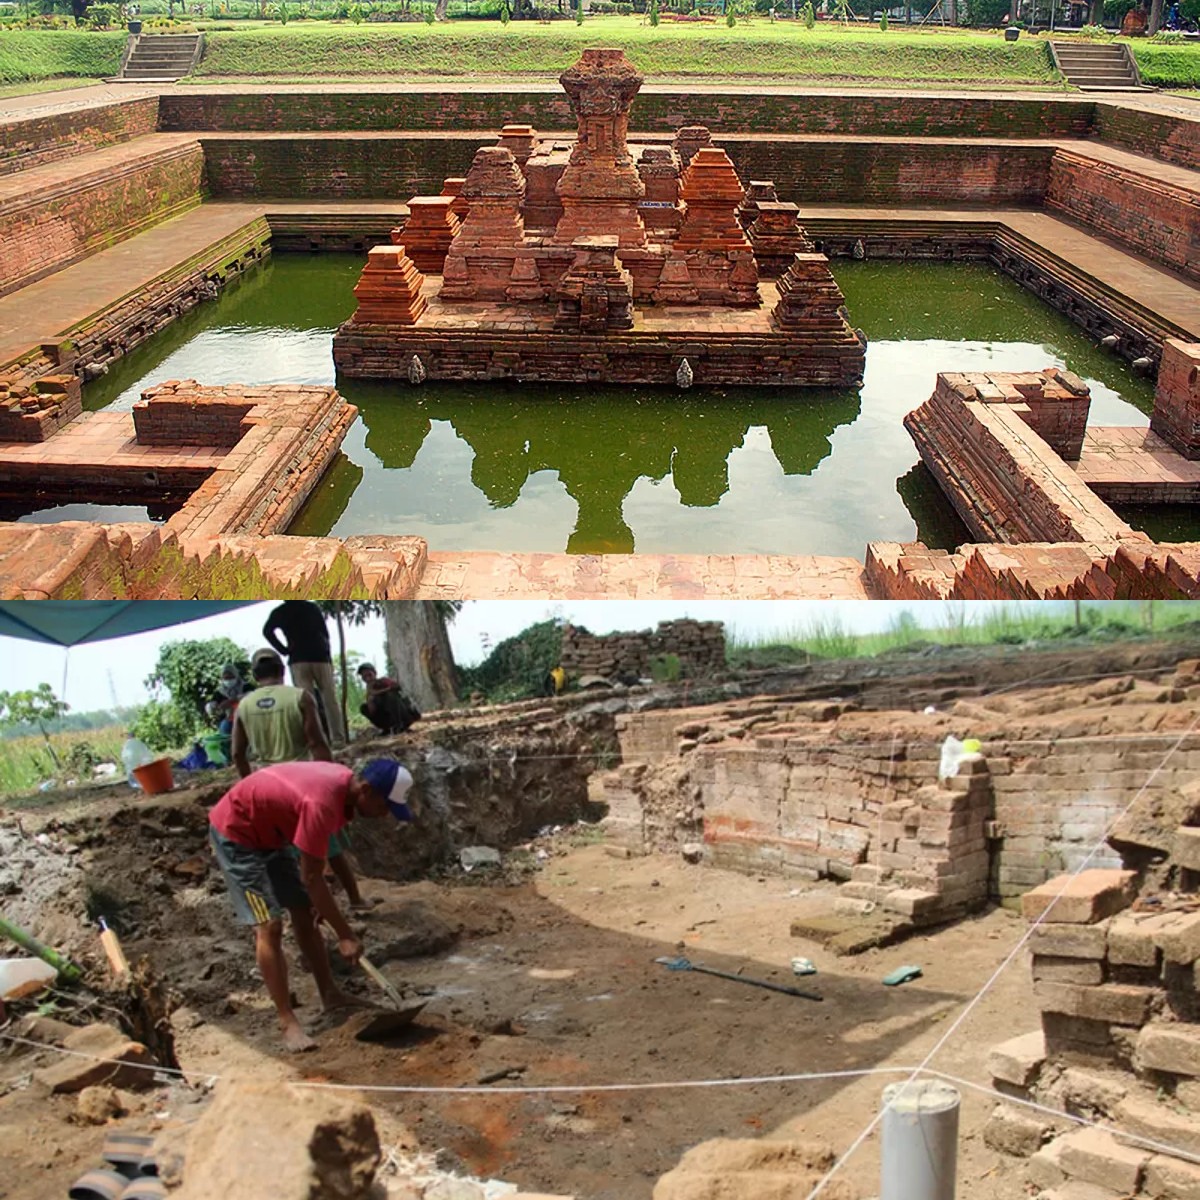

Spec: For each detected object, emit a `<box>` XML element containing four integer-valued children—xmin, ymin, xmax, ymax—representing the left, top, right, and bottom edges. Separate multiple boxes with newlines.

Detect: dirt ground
<box><xmin>0</xmin><ymin>829</ymin><xmax>1033</xmax><ymax>1200</ymax></box>
<box><xmin>7</xmin><ymin>632</ymin><xmax>1200</xmax><ymax>1200</ymax></box>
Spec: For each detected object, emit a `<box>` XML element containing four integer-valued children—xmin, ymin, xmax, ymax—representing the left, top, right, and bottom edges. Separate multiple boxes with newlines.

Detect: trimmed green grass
<box><xmin>1128</xmin><ymin>42</ymin><xmax>1200</xmax><ymax>88</ymax></box>
<box><xmin>0</xmin><ymin>75</ymin><xmax>104</xmax><ymax>98</ymax></box>
<box><xmin>193</xmin><ymin>20</ymin><xmax>1059</xmax><ymax>84</ymax></box>
<box><xmin>0</xmin><ymin>30</ymin><xmax>125</xmax><ymax>84</ymax></box>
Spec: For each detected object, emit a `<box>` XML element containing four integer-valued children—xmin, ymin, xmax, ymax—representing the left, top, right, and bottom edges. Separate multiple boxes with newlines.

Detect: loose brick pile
<box><xmin>560</xmin><ymin>618</ymin><xmax>725</xmax><ymax>681</ymax></box>
<box><xmin>985</xmin><ymin>839</ymin><xmax>1200</xmax><ymax>1199</ymax></box>
<box><xmin>0</xmin><ymin>375</ymin><xmax>81</xmax><ymax>444</ymax></box>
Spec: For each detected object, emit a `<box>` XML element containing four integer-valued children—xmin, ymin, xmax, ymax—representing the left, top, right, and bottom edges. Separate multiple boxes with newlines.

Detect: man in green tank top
<box><xmin>233</xmin><ymin>650</ymin><xmax>372</xmax><ymax>912</ymax></box>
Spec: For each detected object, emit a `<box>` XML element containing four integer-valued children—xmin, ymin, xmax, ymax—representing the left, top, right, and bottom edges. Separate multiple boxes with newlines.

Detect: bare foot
<box><xmin>282</xmin><ymin>1021</ymin><xmax>317</xmax><ymax>1053</ymax></box>
<box><xmin>321</xmin><ymin>988</ymin><xmax>375</xmax><ymax>1013</ymax></box>
<box><xmin>349</xmin><ymin>899</ymin><xmax>380</xmax><ymax>914</ymax></box>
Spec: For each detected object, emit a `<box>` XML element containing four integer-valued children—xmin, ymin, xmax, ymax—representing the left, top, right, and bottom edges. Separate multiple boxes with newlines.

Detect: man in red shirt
<box><xmin>208</xmin><ymin>757</ymin><xmax>415</xmax><ymax>1052</ymax></box>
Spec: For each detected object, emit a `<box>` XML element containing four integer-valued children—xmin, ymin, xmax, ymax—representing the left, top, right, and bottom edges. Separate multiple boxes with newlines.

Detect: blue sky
<box><xmin>0</xmin><ymin>599</ymin><xmax>1086</xmax><ymax>714</ymax></box>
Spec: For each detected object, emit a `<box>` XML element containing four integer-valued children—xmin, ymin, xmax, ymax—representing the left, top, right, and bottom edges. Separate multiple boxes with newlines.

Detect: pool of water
<box><xmin>82</xmin><ymin>253</ymin><xmax>1172</xmax><ymax>556</ymax></box>
<box><xmin>7</xmin><ymin>501</ymin><xmax>173</xmax><ymax>525</ymax></box>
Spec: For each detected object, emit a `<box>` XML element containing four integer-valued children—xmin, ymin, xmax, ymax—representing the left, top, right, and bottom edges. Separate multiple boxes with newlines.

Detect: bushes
<box><xmin>0</xmin><ymin>30</ymin><xmax>124</xmax><ymax>82</ymax></box>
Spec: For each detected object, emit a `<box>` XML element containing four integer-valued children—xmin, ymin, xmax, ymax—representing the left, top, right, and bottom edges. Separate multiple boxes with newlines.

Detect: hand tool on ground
<box><xmin>355</xmin><ymin>954</ymin><xmax>428</xmax><ymax>1040</ymax></box>
<box><xmin>654</xmin><ymin>956</ymin><xmax>822</xmax><ymax>1002</ymax></box>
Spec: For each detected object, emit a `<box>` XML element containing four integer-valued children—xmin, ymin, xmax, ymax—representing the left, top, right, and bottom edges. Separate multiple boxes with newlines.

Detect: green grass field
<box><xmin>1128</xmin><ymin>42</ymin><xmax>1200</xmax><ymax>88</ymax></box>
<box><xmin>0</xmin><ymin>727</ymin><xmax>125</xmax><ymax>797</ymax></box>
<box><xmin>0</xmin><ymin>30</ymin><xmax>124</xmax><ymax>84</ymax></box>
<box><xmin>726</xmin><ymin>601</ymin><xmax>1200</xmax><ymax>666</ymax></box>
<box><xmin>191</xmin><ymin>20</ymin><xmax>1059</xmax><ymax>84</ymax></box>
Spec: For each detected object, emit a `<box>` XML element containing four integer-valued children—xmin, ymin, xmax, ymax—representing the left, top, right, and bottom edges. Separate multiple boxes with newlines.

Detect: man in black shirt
<box><xmin>262</xmin><ymin>601</ymin><xmax>346</xmax><ymax>747</ymax></box>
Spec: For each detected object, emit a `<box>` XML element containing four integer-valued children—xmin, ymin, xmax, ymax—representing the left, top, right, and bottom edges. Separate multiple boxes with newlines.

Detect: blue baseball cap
<box><xmin>359</xmin><ymin>758</ymin><xmax>415</xmax><ymax>822</ymax></box>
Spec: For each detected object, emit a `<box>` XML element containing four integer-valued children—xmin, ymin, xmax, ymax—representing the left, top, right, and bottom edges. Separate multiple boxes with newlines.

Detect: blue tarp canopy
<box><xmin>0</xmin><ymin>602</ymin><xmax>255</xmax><ymax>648</ymax></box>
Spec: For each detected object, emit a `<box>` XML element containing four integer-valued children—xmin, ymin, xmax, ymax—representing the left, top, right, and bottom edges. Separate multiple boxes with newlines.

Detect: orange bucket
<box><xmin>132</xmin><ymin>757</ymin><xmax>174</xmax><ymax>795</ymax></box>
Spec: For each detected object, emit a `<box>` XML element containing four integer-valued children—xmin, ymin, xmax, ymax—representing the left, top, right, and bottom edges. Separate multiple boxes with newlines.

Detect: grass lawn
<box><xmin>1127</xmin><ymin>41</ymin><xmax>1200</xmax><ymax>88</ymax></box>
<box><xmin>0</xmin><ymin>76</ymin><xmax>105</xmax><ymax>98</ymax></box>
<box><xmin>0</xmin><ymin>30</ymin><xmax>125</xmax><ymax>84</ymax></box>
<box><xmin>192</xmin><ymin>19</ymin><xmax>1060</xmax><ymax>84</ymax></box>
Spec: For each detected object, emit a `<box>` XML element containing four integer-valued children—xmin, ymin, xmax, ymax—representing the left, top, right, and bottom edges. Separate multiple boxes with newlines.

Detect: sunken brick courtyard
<box><xmin>1</xmin><ymin>66</ymin><xmax>1200</xmax><ymax>598</ymax></box>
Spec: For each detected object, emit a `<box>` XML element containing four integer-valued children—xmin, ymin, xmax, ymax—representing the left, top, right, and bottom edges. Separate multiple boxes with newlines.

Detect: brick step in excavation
<box><xmin>0</xmin><ymin>134</ymin><xmax>205</xmax><ymax>296</ymax></box>
<box><xmin>0</xmin><ymin>95</ymin><xmax>159</xmax><ymax>179</ymax></box>
<box><xmin>983</xmin><ymin>806</ymin><xmax>1200</xmax><ymax>1200</ymax></box>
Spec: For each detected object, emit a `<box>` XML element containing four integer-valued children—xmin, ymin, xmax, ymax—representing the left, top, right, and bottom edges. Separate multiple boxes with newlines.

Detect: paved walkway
<box><xmin>414</xmin><ymin>551</ymin><xmax>871</xmax><ymax>599</ymax></box>
<box><xmin>1077</xmin><ymin>426</ymin><xmax>1200</xmax><ymax>498</ymax></box>
<box><xmin>4</xmin><ymin>76</ymin><xmax>1200</xmax><ymax>124</ymax></box>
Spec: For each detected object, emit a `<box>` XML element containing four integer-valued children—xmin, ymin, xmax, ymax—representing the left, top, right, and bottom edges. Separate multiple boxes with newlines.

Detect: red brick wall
<box><xmin>201</xmin><ymin>134</ymin><xmax>1055</xmax><ymax>207</ymax></box>
<box><xmin>0</xmin><ymin>142</ymin><xmax>205</xmax><ymax>297</ymax></box>
<box><xmin>1092</xmin><ymin>101</ymin><xmax>1200</xmax><ymax>174</ymax></box>
<box><xmin>0</xmin><ymin>97</ymin><xmax>160</xmax><ymax>178</ymax></box>
<box><xmin>1045</xmin><ymin>149</ymin><xmax>1200</xmax><ymax>282</ymax></box>
<box><xmin>722</xmin><ymin>137</ymin><xmax>1055</xmax><ymax>206</ymax></box>
<box><xmin>132</xmin><ymin>395</ymin><xmax>254</xmax><ymax>447</ymax></box>
<box><xmin>158</xmin><ymin>91</ymin><xmax>1095</xmax><ymax>139</ymax></box>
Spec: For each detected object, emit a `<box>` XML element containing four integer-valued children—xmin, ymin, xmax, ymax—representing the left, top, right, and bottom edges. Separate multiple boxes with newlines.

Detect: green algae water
<box><xmin>80</xmin><ymin>252</ymin><xmax>1174</xmax><ymax>556</ymax></box>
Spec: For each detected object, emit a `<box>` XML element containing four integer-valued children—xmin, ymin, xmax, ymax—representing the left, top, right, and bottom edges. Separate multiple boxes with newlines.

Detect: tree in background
<box><xmin>458</xmin><ymin>619</ymin><xmax>565</xmax><ymax>703</ymax></box>
<box><xmin>132</xmin><ymin>637</ymin><xmax>249</xmax><ymax>750</ymax></box>
<box><xmin>0</xmin><ymin>684</ymin><xmax>70</xmax><ymax>769</ymax></box>
<box><xmin>317</xmin><ymin>602</ymin><xmax>461</xmax><ymax>730</ymax></box>
<box><xmin>383</xmin><ymin>603</ymin><xmax>461</xmax><ymax>713</ymax></box>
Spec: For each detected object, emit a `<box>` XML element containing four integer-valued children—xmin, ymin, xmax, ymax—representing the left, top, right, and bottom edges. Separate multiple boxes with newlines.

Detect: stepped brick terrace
<box><xmin>332</xmin><ymin>49</ymin><xmax>866</xmax><ymax>389</ymax></box>
<box><xmin>1</xmin><ymin>72</ymin><xmax>1199</xmax><ymax>597</ymax></box>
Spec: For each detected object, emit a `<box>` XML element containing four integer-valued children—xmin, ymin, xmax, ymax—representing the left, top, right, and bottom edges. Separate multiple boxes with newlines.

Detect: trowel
<box><xmin>354</xmin><ymin>955</ymin><xmax>428</xmax><ymax>1041</ymax></box>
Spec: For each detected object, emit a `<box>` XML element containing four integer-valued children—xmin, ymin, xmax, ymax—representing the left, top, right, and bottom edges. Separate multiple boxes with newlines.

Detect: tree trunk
<box><xmin>435</xmin><ymin>0</ymin><xmax>449</xmax><ymax>16</ymax></box>
<box><xmin>946</xmin><ymin>0</ymin><xmax>957</xmax><ymax>25</ymax></box>
<box><xmin>335</xmin><ymin>605</ymin><xmax>349</xmax><ymax>742</ymax></box>
<box><xmin>382</xmin><ymin>603</ymin><xmax>459</xmax><ymax>713</ymax></box>
<box><xmin>1088</xmin><ymin>0</ymin><xmax>1102</xmax><ymax>23</ymax></box>
<box><xmin>1010</xmin><ymin>0</ymin><xmax>1019</xmax><ymax>21</ymax></box>
<box><xmin>1147</xmin><ymin>0</ymin><xmax>1164</xmax><ymax>32</ymax></box>
<box><xmin>38</xmin><ymin>720</ymin><xmax>61</xmax><ymax>770</ymax></box>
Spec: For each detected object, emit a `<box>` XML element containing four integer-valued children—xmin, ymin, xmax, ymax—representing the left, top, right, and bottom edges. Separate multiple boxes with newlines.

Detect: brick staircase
<box><xmin>115</xmin><ymin>33</ymin><xmax>202</xmax><ymax>82</ymax></box>
<box><xmin>1051</xmin><ymin>40</ymin><xmax>1147</xmax><ymax>91</ymax></box>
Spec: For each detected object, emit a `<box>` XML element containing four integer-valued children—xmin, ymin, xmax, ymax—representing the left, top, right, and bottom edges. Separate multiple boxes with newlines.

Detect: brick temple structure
<box><xmin>333</xmin><ymin>48</ymin><xmax>866</xmax><ymax>389</ymax></box>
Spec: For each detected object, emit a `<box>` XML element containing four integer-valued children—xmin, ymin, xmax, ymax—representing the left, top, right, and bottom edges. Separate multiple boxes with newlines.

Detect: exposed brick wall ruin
<box><xmin>592</xmin><ymin>668</ymin><xmax>1200</xmax><ymax>927</ymax></box>
<box><xmin>560</xmin><ymin>619</ymin><xmax>725</xmax><ymax>681</ymax></box>
<box><xmin>0</xmin><ymin>97</ymin><xmax>160</xmax><ymax>178</ymax></box>
<box><xmin>0</xmin><ymin>141</ymin><xmax>206</xmax><ymax>297</ymax></box>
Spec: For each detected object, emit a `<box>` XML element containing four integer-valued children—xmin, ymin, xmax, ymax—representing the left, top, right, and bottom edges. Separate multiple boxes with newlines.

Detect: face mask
<box><xmin>218</xmin><ymin>677</ymin><xmax>241</xmax><ymax>699</ymax></box>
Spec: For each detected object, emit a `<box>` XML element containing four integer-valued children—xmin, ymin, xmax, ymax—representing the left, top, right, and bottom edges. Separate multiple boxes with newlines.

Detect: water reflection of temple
<box><xmin>335</xmin><ymin>385</ymin><xmax>861</xmax><ymax>553</ymax></box>
<box><xmin>333</xmin><ymin>48</ymin><xmax>866</xmax><ymax>390</ymax></box>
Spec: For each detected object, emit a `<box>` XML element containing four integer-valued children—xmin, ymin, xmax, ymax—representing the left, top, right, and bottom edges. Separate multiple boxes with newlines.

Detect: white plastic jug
<box><xmin>121</xmin><ymin>738</ymin><xmax>155</xmax><ymax>788</ymax></box>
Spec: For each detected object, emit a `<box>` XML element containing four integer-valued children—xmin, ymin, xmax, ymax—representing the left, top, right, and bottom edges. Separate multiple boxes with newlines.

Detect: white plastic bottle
<box><xmin>121</xmin><ymin>738</ymin><xmax>155</xmax><ymax>789</ymax></box>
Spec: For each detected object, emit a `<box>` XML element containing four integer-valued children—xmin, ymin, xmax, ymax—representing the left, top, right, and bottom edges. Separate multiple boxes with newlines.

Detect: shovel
<box><xmin>655</xmin><ymin>956</ymin><xmax>822</xmax><ymax>1002</ymax></box>
<box><xmin>354</xmin><ymin>955</ymin><xmax>429</xmax><ymax>1041</ymax></box>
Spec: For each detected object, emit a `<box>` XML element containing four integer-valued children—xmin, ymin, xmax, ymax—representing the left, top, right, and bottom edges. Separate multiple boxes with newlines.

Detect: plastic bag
<box><xmin>938</xmin><ymin>735</ymin><xmax>966</xmax><ymax>781</ymax></box>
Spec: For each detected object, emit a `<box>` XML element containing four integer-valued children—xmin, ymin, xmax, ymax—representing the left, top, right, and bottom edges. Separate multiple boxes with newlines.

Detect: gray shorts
<box><xmin>209</xmin><ymin>827</ymin><xmax>311</xmax><ymax>926</ymax></box>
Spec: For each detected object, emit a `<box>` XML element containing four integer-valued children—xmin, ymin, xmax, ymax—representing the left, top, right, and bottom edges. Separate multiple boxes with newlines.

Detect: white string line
<box><xmin>802</xmin><ymin>707</ymin><xmax>1200</xmax><ymax>1200</ymax></box>
<box><xmin>9</xmin><ymin>1036</ymin><xmax>1200</xmax><ymax>1170</ymax></box>
<box><xmin>927</xmin><ymin>1069</ymin><xmax>1200</xmax><ymax>1167</ymax></box>
<box><xmin>0</xmin><ymin>1031</ymin><xmax>915</xmax><ymax>1095</ymax></box>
